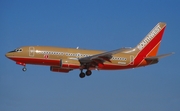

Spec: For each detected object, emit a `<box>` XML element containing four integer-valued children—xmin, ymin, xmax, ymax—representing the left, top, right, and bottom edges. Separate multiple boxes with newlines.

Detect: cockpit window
<box><xmin>15</xmin><ymin>48</ymin><xmax>23</xmax><ymax>52</ymax></box>
<box><xmin>9</xmin><ymin>48</ymin><xmax>23</xmax><ymax>53</ymax></box>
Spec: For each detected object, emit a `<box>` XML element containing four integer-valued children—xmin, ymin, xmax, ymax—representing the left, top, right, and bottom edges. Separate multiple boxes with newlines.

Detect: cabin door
<box><xmin>130</xmin><ymin>55</ymin><xmax>134</xmax><ymax>65</ymax></box>
<box><xmin>29</xmin><ymin>47</ymin><xmax>35</xmax><ymax>57</ymax></box>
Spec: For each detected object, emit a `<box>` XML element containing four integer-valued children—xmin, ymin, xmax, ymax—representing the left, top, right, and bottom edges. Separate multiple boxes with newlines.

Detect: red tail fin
<box><xmin>136</xmin><ymin>22</ymin><xmax>166</xmax><ymax>57</ymax></box>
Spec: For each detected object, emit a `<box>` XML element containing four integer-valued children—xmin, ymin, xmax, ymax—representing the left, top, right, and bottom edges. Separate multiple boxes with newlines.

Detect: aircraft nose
<box><xmin>5</xmin><ymin>52</ymin><xmax>11</xmax><ymax>58</ymax></box>
<box><xmin>5</xmin><ymin>53</ymin><xmax>8</xmax><ymax>57</ymax></box>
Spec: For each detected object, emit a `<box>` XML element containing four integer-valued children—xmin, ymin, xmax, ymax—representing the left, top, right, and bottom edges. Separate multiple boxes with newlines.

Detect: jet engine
<box><xmin>50</xmin><ymin>66</ymin><xmax>72</xmax><ymax>73</ymax></box>
<box><xmin>59</xmin><ymin>59</ymin><xmax>80</xmax><ymax>69</ymax></box>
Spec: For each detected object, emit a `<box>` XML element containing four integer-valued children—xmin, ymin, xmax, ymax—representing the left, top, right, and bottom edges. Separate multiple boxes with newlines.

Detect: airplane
<box><xmin>5</xmin><ymin>22</ymin><xmax>173</xmax><ymax>78</ymax></box>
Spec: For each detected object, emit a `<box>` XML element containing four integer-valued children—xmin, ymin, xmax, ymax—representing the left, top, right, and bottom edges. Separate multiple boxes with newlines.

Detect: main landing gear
<box><xmin>79</xmin><ymin>70</ymin><xmax>92</xmax><ymax>78</ymax></box>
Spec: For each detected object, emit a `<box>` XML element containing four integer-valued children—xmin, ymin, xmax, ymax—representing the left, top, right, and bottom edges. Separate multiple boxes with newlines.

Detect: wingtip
<box><xmin>170</xmin><ymin>52</ymin><xmax>175</xmax><ymax>55</ymax></box>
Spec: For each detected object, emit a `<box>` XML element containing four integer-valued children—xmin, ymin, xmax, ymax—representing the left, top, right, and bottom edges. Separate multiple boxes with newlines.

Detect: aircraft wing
<box><xmin>79</xmin><ymin>48</ymin><xmax>125</xmax><ymax>65</ymax></box>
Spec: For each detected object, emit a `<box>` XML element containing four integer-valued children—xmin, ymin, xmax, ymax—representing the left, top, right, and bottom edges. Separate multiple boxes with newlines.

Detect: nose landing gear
<box><xmin>16</xmin><ymin>62</ymin><xmax>27</xmax><ymax>72</ymax></box>
<box><xmin>22</xmin><ymin>67</ymin><xmax>27</xmax><ymax>72</ymax></box>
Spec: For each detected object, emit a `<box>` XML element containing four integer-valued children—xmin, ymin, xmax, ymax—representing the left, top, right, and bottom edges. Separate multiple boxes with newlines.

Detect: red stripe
<box><xmin>9</xmin><ymin>57</ymin><xmax>136</xmax><ymax>70</ymax></box>
<box><xmin>9</xmin><ymin>57</ymin><xmax>80</xmax><ymax>69</ymax></box>
<box><xmin>10</xmin><ymin>57</ymin><xmax>60</xmax><ymax>66</ymax></box>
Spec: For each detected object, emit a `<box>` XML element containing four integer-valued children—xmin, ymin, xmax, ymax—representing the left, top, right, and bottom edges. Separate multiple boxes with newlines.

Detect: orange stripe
<box><xmin>147</xmin><ymin>42</ymin><xmax>161</xmax><ymax>57</ymax></box>
<box><xmin>138</xmin><ymin>42</ymin><xmax>161</xmax><ymax>66</ymax></box>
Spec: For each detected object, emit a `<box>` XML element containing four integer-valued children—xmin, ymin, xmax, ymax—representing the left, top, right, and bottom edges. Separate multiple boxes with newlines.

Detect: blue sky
<box><xmin>0</xmin><ymin>0</ymin><xmax>180</xmax><ymax>111</ymax></box>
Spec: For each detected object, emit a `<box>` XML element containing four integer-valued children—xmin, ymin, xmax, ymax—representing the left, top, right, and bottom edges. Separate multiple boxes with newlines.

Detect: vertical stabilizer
<box><xmin>135</xmin><ymin>22</ymin><xmax>166</xmax><ymax>57</ymax></box>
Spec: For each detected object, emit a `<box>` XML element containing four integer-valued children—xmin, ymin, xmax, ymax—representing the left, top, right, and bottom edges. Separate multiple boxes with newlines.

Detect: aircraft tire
<box><xmin>86</xmin><ymin>70</ymin><xmax>92</xmax><ymax>76</ymax></box>
<box><xmin>22</xmin><ymin>67</ymin><xmax>27</xmax><ymax>72</ymax></box>
<box><xmin>79</xmin><ymin>72</ymin><xmax>85</xmax><ymax>78</ymax></box>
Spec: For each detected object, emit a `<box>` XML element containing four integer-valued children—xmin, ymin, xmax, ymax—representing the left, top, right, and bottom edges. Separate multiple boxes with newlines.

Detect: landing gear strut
<box><xmin>16</xmin><ymin>62</ymin><xmax>27</xmax><ymax>72</ymax></box>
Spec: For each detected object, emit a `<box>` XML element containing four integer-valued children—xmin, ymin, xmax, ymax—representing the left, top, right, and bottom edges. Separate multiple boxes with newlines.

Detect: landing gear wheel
<box><xmin>22</xmin><ymin>67</ymin><xmax>27</xmax><ymax>72</ymax></box>
<box><xmin>79</xmin><ymin>72</ymin><xmax>85</xmax><ymax>78</ymax></box>
<box><xmin>86</xmin><ymin>70</ymin><xmax>92</xmax><ymax>76</ymax></box>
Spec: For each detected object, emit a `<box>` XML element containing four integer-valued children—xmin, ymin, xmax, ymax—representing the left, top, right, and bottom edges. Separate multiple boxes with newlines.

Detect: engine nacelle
<box><xmin>50</xmin><ymin>66</ymin><xmax>72</xmax><ymax>73</ymax></box>
<box><xmin>60</xmin><ymin>59</ymin><xmax>80</xmax><ymax>69</ymax></box>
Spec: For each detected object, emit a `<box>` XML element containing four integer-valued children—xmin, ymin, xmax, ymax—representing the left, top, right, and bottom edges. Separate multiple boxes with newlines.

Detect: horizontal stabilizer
<box><xmin>145</xmin><ymin>52</ymin><xmax>174</xmax><ymax>60</ymax></box>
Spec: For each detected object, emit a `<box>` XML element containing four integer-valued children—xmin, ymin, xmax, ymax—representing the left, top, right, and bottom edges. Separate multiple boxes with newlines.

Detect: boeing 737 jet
<box><xmin>5</xmin><ymin>22</ymin><xmax>173</xmax><ymax>78</ymax></box>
